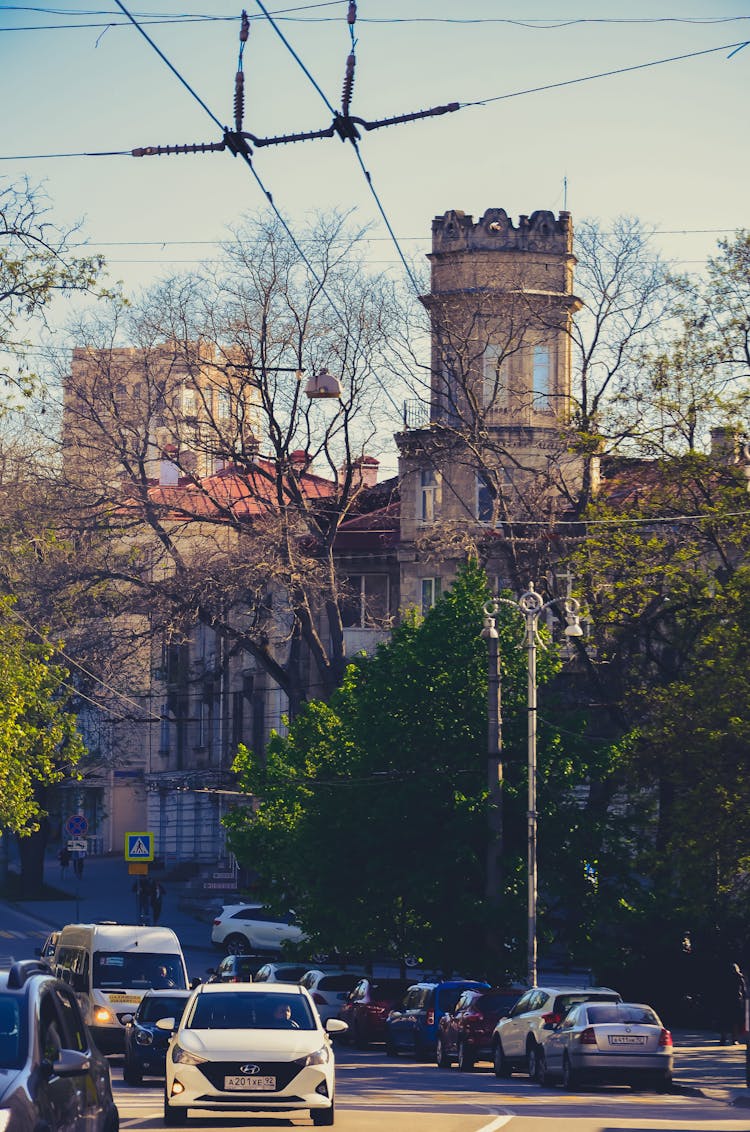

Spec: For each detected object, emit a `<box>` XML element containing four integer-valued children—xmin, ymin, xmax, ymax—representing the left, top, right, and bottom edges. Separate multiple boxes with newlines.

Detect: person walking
<box><xmin>58</xmin><ymin>846</ymin><xmax>71</xmax><ymax>878</ymax></box>
<box><xmin>133</xmin><ymin>877</ymin><xmax>151</xmax><ymax>924</ymax></box>
<box><xmin>150</xmin><ymin>880</ymin><xmax>165</xmax><ymax>924</ymax></box>
<box><xmin>72</xmin><ymin>852</ymin><xmax>84</xmax><ymax>879</ymax></box>
<box><xmin>717</xmin><ymin>960</ymin><xmax>747</xmax><ymax>1044</ymax></box>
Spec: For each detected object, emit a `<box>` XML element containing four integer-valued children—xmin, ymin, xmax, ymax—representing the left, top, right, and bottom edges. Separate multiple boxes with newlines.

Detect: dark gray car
<box><xmin>0</xmin><ymin>959</ymin><xmax>118</xmax><ymax>1132</ymax></box>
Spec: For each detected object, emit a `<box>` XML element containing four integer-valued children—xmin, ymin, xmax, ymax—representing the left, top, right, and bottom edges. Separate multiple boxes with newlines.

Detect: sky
<box><xmin>1</xmin><ymin>0</ymin><xmax>749</xmax><ymax>470</ymax></box>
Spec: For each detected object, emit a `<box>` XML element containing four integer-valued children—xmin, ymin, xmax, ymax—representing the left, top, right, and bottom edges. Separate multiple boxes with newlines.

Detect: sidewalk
<box><xmin>3</xmin><ymin>852</ymin><xmax>750</xmax><ymax>1107</ymax></box>
<box><xmin>5</xmin><ymin>849</ymin><xmax>223</xmax><ymax>956</ymax></box>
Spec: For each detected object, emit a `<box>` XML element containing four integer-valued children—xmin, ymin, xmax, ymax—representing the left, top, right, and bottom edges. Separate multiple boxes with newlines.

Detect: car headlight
<box><xmin>0</xmin><ymin>1109</ymin><xmax>11</xmax><ymax>1132</ymax></box>
<box><xmin>297</xmin><ymin>1045</ymin><xmax>330</xmax><ymax>1067</ymax></box>
<box><xmin>172</xmin><ymin>1045</ymin><xmax>208</xmax><ymax>1066</ymax></box>
<box><xmin>94</xmin><ymin>1007</ymin><xmax>115</xmax><ymax>1024</ymax></box>
<box><xmin>135</xmin><ymin>1028</ymin><xmax>154</xmax><ymax>1045</ymax></box>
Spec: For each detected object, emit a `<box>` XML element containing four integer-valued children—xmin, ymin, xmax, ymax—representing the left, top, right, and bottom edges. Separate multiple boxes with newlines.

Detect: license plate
<box><xmin>224</xmin><ymin>1076</ymin><xmax>276</xmax><ymax>1090</ymax></box>
<box><xmin>608</xmin><ymin>1034</ymin><xmax>646</xmax><ymax>1045</ymax></box>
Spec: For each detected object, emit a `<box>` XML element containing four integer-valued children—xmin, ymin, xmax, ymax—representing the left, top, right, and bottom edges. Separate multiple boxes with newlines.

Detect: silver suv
<box><xmin>491</xmin><ymin>984</ymin><xmax>622</xmax><ymax>1079</ymax></box>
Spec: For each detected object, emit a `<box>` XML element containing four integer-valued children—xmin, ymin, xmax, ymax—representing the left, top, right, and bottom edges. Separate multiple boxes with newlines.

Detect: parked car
<box><xmin>123</xmin><ymin>989</ymin><xmax>192</xmax><ymax>1084</ymax></box>
<box><xmin>0</xmin><ymin>958</ymin><xmax>119</xmax><ymax>1132</ymax></box>
<box><xmin>436</xmin><ymin>985</ymin><xmax>525</xmax><ymax>1070</ymax></box>
<box><xmin>338</xmin><ymin>978</ymin><xmax>413</xmax><ymax>1048</ymax></box>
<box><xmin>491</xmin><ymin>984</ymin><xmax>622</xmax><ymax>1079</ymax></box>
<box><xmin>385</xmin><ymin>979</ymin><xmax>490</xmax><ymax>1059</ymax></box>
<box><xmin>254</xmin><ymin>961</ymin><xmax>317</xmax><ymax>984</ymax></box>
<box><xmin>299</xmin><ymin>969</ymin><xmax>368</xmax><ymax>1025</ymax></box>
<box><xmin>159</xmin><ymin>980</ymin><xmax>346</xmax><ymax>1126</ymax></box>
<box><xmin>210</xmin><ymin>904</ymin><xmax>306</xmax><ymax>955</ymax></box>
<box><xmin>536</xmin><ymin>1000</ymin><xmax>673</xmax><ymax>1090</ymax></box>
<box><xmin>206</xmin><ymin>955</ymin><xmax>256</xmax><ymax>983</ymax></box>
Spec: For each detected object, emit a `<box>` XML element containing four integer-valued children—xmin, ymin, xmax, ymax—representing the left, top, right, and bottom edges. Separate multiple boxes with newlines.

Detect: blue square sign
<box><xmin>125</xmin><ymin>832</ymin><xmax>154</xmax><ymax>861</ymax></box>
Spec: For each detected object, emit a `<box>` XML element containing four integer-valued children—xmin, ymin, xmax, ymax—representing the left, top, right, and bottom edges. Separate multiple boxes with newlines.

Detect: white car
<box><xmin>210</xmin><ymin>905</ymin><xmax>306</xmax><ymax>955</ymax></box>
<box><xmin>298</xmin><ymin>969</ymin><xmax>368</xmax><ymax>1024</ymax></box>
<box><xmin>159</xmin><ymin>981</ymin><xmax>346</xmax><ymax>1126</ymax></box>
<box><xmin>253</xmin><ymin>961</ymin><xmax>315</xmax><ymax>983</ymax></box>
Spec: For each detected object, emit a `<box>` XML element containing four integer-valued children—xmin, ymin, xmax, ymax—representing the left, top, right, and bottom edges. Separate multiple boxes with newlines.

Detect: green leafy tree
<box><xmin>0</xmin><ymin>595</ymin><xmax>85</xmax><ymax>886</ymax></box>
<box><xmin>226</xmin><ymin>561</ymin><xmax>569</xmax><ymax>977</ymax></box>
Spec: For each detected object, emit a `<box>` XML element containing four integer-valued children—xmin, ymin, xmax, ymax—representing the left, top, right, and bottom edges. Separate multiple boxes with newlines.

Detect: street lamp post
<box><xmin>483</xmin><ymin>582</ymin><xmax>583</xmax><ymax>987</ymax></box>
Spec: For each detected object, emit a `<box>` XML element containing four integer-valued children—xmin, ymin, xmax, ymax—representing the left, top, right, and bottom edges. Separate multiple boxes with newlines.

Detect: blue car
<box><xmin>385</xmin><ymin>979</ymin><xmax>490</xmax><ymax>1059</ymax></box>
<box><xmin>122</xmin><ymin>990</ymin><xmax>191</xmax><ymax>1084</ymax></box>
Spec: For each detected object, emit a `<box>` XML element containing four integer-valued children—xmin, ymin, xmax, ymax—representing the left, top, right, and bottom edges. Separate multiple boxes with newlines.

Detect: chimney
<box><xmin>345</xmin><ymin>455</ymin><xmax>379</xmax><ymax>488</ymax></box>
<box><xmin>290</xmin><ymin>449</ymin><xmax>310</xmax><ymax>472</ymax></box>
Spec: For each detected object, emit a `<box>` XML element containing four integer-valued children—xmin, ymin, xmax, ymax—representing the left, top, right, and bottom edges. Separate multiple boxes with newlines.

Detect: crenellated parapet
<box><xmin>431</xmin><ymin>208</ymin><xmax>573</xmax><ymax>257</ymax></box>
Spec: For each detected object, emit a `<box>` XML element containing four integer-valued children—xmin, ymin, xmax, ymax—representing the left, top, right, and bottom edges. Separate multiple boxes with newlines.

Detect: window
<box><xmin>217</xmin><ymin>388</ymin><xmax>231</xmax><ymax>419</ymax></box>
<box><xmin>532</xmin><ymin>344</ymin><xmax>552</xmax><ymax>411</ymax></box>
<box><xmin>421</xmin><ymin>578</ymin><xmax>441</xmax><ymax>614</ymax></box>
<box><xmin>182</xmin><ymin>386</ymin><xmax>196</xmax><ymax>416</ymax></box>
<box><xmin>482</xmin><ymin>345</ymin><xmax>509</xmax><ymax>409</ymax></box>
<box><xmin>418</xmin><ymin>467</ymin><xmax>439</xmax><ymax>523</ymax></box>
<box><xmin>477</xmin><ymin>475</ymin><xmax>494</xmax><ymax>523</ymax></box>
<box><xmin>342</xmin><ymin>574</ymin><xmax>389</xmax><ymax>628</ymax></box>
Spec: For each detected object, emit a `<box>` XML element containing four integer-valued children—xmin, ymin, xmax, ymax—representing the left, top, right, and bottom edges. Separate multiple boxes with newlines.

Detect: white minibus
<box><xmin>53</xmin><ymin>922</ymin><xmax>189</xmax><ymax>1052</ymax></box>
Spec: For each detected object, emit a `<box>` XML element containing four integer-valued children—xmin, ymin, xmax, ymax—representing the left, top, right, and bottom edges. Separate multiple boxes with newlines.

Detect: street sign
<box><xmin>124</xmin><ymin>831</ymin><xmax>154</xmax><ymax>862</ymax></box>
<box><xmin>67</xmin><ymin>839</ymin><xmax>87</xmax><ymax>853</ymax></box>
<box><xmin>65</xmin><ymin>814</ymin><xmax>88</xmax><ymax>838</ymax></box>
<box><xmin>128</xmin><ymin>862</ymin><xmax>148</xmax><ymax>875</ymax></box>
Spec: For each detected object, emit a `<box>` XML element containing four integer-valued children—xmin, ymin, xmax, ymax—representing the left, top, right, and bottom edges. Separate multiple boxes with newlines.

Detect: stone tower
<box><xmin>397</xmin><ymin>207</ymin><xmax>584</xmax><ymax>608</ymax></box>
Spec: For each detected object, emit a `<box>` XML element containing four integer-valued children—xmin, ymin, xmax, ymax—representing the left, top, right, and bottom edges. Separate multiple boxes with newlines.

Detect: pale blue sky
<box><xmin>1</xmin><ymin>0</ymin><xmax>747</xmax><ymax>302</ymax></box>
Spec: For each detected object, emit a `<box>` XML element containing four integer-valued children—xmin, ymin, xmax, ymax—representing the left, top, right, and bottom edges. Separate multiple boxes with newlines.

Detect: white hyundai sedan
<box><xmin>159</xmin><ymin>982</ymin><xmax>346</xmax><ymax>1127</ymax></box>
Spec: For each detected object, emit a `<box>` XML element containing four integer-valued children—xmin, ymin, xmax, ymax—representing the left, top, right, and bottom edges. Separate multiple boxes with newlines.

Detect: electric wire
<box><xmin>108</xmin><ymin>0</ymin><xmax>402</xmax><ymax>416</ymax></box>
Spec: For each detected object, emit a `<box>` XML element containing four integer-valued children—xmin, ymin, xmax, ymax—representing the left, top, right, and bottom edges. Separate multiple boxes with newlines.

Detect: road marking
<box><xmin>474</xmin><ymin>1119</ymin><xmax>513</xmax><ymax>1132</ymax></box>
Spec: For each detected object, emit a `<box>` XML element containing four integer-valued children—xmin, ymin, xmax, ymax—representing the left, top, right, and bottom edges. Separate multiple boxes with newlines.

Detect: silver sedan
<box><xmin>537</xmin><ymin>1000</ymin><xmax>673</xmax><ymax>1091</ymax></box>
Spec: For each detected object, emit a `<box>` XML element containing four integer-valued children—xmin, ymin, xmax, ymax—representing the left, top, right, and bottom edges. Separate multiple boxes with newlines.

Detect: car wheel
<box><xmin>457</xmin><ymin>1041</ymin><xmax>475</xmax><ymax>1072</ymax></box>
<box><xmin>646</xmin><ymin>1071</ymin><xmax>672</xmax><ymax>1093</ymax></box>
<box><xmin>435</xmin><ymin>1036</ymin><xmax>450</xmax><ymax>1068</ymax></box>
<box><xmin>385</xmin><ymin>1035</ymin><xmax>398</xmax><ymax>1057</ymax></box>
<box><xmin>526</xmin><ymin>1042</ymin><xmax>540</xmax><ymax>1081</ymax></box>
<box><xmin>561</xmin><ymin>1054</ymin><xmax>578</xmax><ymax>1091</ymax></box>
<box><xmin>535</xmin><ymin>1048</ymin><xmax>549</xmax><ymax>1086</ymax></box>
<box><xmin>103</xmin><ymin>1107</ymin><xmax>119</xmax><ymax>1132</ymax></box>
<box><xmin>163</xmin><ymin>1093</ymin><xmax>189</xmax><ymax>1126</ymax></box>
<box><xmin>224</xmin><ymin>933</ymin><xmax>249</xmax><ymax>955</ymax></box>
<box><xmin>493</xmin><ymin>1040</ymin><xmax>512</xmax><ymax>1078</ymax></box>
<box><xmin>311</xmin><ymin>1098</ymin><xmax>334</xmax><ymax>1126</ymax></box>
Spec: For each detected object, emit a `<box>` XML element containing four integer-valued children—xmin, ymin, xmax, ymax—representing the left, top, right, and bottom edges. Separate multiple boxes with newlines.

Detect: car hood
<box><xmin>176</xmin><ymin>1029</ymin><xmax>327</xmax><ymax>1060</ymax></box>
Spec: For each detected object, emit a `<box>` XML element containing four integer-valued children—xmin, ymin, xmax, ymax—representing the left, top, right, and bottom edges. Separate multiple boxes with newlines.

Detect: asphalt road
<box><xmin>111</xmin><ymin>1046</ymin><xmax>750</xmax><ymax>1132</ymax></box>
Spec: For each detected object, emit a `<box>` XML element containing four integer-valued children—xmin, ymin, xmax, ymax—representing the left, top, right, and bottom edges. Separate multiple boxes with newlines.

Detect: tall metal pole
<box><xmin>482</xmin><ymin>616</ymin><xmax>503</xmax><ymax>904</ymax></box>
<box><xmin>526</xmin><ymin>608</ymin><xmax>538</xmax><ymax>988</ymax></box>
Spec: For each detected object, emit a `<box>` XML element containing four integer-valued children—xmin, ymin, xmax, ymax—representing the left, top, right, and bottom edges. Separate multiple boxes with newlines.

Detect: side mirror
<box><xmin>52</xmin><ymin>1049</ymin><xmax>92</xmax><ymax>1077</ymax></box>
<box><xmin>155</xmin><ymin>1017</ymin><xmax>176</xmax><ymax>1032</ymax></box>
<box><xmin>325</xmin><ymin>1019</ymin><xmax>348</xmax><ymax>1035</ymax></box>
<box><xmin>191</xmin><ymin>977</ymin><xmax>202</xmax><ymax>988</ymax></box>
<box><xmin>120</xmin><ymin>1013</ymin><xmax>134</xmax><ymax>1025</ymax></box>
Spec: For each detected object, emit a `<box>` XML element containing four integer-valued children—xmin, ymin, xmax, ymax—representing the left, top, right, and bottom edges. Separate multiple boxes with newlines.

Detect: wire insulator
<box><xmin>347</xmin><ymin>1</ymin><xmax>356</xmax><ymax>25</ymax></box>
<box><xmin>341</xmin><ymin>53</ymin><xmax>355</xmax><ymax>116</ymax></box>
<box><xmin>239</xmin><ymin>9</ymin><xmax>249</xmax><ymax>42</ymax></box>
<box><xmin>234</xmin><ymin>72</ymin><xmax>245</xmax><ymax>133</ymax></box>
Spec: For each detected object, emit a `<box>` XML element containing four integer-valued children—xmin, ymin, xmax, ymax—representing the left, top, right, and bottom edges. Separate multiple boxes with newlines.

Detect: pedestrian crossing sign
<box><xmin>125</xmin><ymin>832</ymin><xmax>154</xmax><ymax>861</ymax></box>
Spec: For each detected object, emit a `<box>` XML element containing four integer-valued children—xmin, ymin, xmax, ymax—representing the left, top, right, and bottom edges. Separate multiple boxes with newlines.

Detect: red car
<box><xmin>339</xmin><ymin>977</ymin><xmax>414</xmax><ymax>1048</ymax></box>
<box><xmin>436</xmin><ymin>985</ymin><xmax>524</xmax><ymax>1071</ymax></box>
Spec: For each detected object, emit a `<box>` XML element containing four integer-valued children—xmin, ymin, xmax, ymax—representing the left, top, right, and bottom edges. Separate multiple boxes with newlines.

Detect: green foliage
<box><xmin>226</xmin><ymin>561</ymin><xmax>564</xmax><ymax>975</ymax></box>
<box><xmin>0</xmin><ymin>595</ymin><xmax>85</xmax><ymax>832</ymax></box>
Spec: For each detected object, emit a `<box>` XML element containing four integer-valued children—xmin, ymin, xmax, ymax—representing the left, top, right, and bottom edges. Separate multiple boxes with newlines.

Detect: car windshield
<box><xmin>317</xmin><ymin>975</ymin><xmax>362</xmax><ymax>992</ymax></box>
<box><xmin>136</xmin><ymin>995</ymin><xmax>190</xmax><ymax>1023</ymax></box>
<box><xmin>0</xmin><ymin>995</ymin><xmax>26</xmax><ymax>1069</ymax></box>
<box><xmin>476</xmin><ymin>991</ymin><xmax>521</xmax><ymax>1013</ymax></box>
<box><xmin>188</xmin><ymin>992</ymin><xmax>317</xmax><ymax>1031</ymax></box>
<box><xmin>370</xmin><ymin>980</ymin><xmax>411</xmax><ymax>998</ymax></box>
<box><xmin>586</xmin><ymin>1003</ymin><xmax>659</xmax><ymax>1026</ymax></box>
<box><xmin>93</xmin><ymin>952</ymin><xmax>187</xmax><ymax>990</ymax></box>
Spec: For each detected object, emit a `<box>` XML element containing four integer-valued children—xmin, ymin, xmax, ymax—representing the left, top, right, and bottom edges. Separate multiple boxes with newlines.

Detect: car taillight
<box><xmin>541</xmin><ymin>1011</ymin><xmax>562</xmax><ymax>1027</ymax></box>
<box><xmin>659</xmin><ymin>1028</ymin><xmax>673</xmax><ymax>1047</ymax></box>
<box><xmin>426</xmin><ymin>1010</ymin><xmax>434</xmax><ymax>1026</ymax></box>
<box><xmin>213</xmin><ymin>919</ymin><xmax>221</xmax><ymax>925</ymax></box>
<box><xmin>579</xmin><ymin>1027</ymin><xmax>597</xmax><ymax>1045</ymax></box>
<box><xmin>312</xmin><ymin>992</ymin><xmax>326</xmax><ymax>1005</ymax></box>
